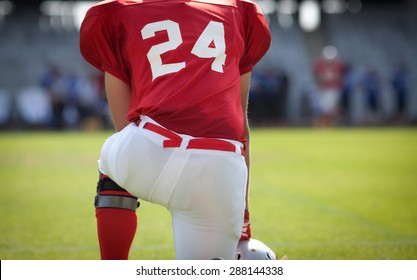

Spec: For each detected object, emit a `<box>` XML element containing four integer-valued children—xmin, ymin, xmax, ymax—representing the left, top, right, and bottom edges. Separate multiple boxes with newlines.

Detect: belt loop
<box><xmin>234</xmin><ymin>143</ymin><xmax>241</xmax><ymax>155</ymax></box>
<box><xmin>179</xmin><ymin>136</ymin><xmax>190</xmax><ymax>151</ymax></box>
<box><xmin>137</xmin><ymin>116</ymin><xmax>146</xmax><ymax>129</ymax></box>
<box><xmin>234</xmin><ymin>142</ymin><xmax>245</xmax><ymax>156</ymax></box>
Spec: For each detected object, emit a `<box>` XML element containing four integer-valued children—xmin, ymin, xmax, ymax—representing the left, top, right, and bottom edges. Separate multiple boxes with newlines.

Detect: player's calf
<box><xmin>95</xmin><ymin>172</ymin><xmax>140</xmax><ymax>260</ymax></box>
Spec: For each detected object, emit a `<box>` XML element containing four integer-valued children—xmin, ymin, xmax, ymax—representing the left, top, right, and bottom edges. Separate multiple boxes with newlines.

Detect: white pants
<box><xmin>319</xmin><ymin>89</ymin><xmax>340</xmax><ymax>115</ymax></box>
<box><xmin>98</xmin><ymin>116</ymin><xmax>248</xmax><ymax>259</ymax></box>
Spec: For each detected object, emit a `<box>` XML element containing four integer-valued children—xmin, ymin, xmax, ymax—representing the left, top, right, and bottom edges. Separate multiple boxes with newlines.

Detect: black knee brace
<box><xmin>94</xmin><ymin>172</ymin><xmax>140</xmax><ymax>211</ymax></box>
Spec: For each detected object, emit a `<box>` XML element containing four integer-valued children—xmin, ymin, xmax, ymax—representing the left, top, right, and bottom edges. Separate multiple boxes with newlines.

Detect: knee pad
<box><xmin>94</xmin><ymin>173</ymin><xmax>140</xmax><ymax>211</ymax></box>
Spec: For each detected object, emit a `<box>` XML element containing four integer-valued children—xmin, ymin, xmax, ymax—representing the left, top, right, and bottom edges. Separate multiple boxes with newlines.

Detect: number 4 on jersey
<box><xmin>141</xmin><ymin>20</ymin><xmax>227</xmax><ymax>80</ymax></box>
<box><xmin>191</xmin><ymin>21</ymin><xmax>226</xmax><ymax>74</ymax></box>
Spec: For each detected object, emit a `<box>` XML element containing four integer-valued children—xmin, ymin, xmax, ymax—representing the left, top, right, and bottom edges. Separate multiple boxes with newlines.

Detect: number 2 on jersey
<box><xmin>141</xmin><ymin>20</ymin><xmax>226</xmax><ymax>80</ymax></box>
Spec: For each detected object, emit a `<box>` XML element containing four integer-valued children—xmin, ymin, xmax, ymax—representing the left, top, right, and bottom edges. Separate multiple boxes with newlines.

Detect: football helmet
<box><xmin>235</xmin><ymin>239</ymin><xmax>277</xmax><ymax>260</ymax></box>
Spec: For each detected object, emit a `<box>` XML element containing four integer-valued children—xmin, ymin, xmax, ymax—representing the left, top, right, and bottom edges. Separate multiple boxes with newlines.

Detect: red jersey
<box><xmin>80</xmin><ymin>0</ymin><xmax>271</xmax><ymax>142</ymax></box>
<box><xmin>314</xmin><ymin>59</ymin><xmax>345</xmax><ymax>90</ymax></box>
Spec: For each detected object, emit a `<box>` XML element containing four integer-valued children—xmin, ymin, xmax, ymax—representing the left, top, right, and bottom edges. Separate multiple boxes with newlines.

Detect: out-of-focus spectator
<box><xmin>248</xmin><ymin>67</ymin><xmax>289</xmax><ymax>126</ymax></box>
<box><xmin>75</xmin><ymin>72</ymin><xmax>109</xmax><ymax>130</ymax></box>
<box><xmin>248</xmin><ymin>69</ymin><xmax>266</xmax><ymax>124</ymax></box>
<box><xmin>40</xmin><ymin>64</ymin><xmax>66</xmax><ymax>129</ymax></box>
<box><xmin>15</xmin><ymin>86</ymin><xmax>52</xmax><ymax>128</ymax></box>
<box><xmin>264</xmin><ymin>67</ymin><xmax>288</xmax><ymax>124</ymax></box>
<box><xmin>0</xmin><ymin>88</ymin><xmax>13</xmax><ymax>128</ymax></box>
<box><xmin>391</xmin><ymin>63</ymin><xmax>410</xmax><ymax>122</ymax></box>
<box><xmin>339</xmin><ymin>63</ymin><xmax>359</xmax><ymax>125</ymax></box>
<box><xmin>300</xmin><ymin>86</ymin><xmax>321</xmax><ymax>126</ymax></box>
<box><xmin>40</xmin><ymin>64</ymin><xmax>61</xmax><ymax>90</ymax></box>
<box><xmin>38</xmin><ymin>64</ymin><xmax>108</xmax><ymax>130</ymax></box>
<box><xmin>313</xmin><ymin>45</ymin><xmax>346</xmax><ymax>127</ymax></box>
<box><xmin>63</xmin><ymin>73</ymin><xmax>81</xmax><ymax>128</ymax></box>
<box><xmin>276</xmin><ymin>69</ymin><xmax>289</xmax><ymax>124</ymax></box>
<box><xmin>361</xmin><ymin>66</ymin><xmax>382</xmax><ymax>124</ymax></box>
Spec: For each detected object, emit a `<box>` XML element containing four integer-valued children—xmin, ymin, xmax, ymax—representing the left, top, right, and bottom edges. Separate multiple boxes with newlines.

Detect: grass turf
<box><xmin>0</xmin><ymin>128</ymin><xmax>416</xmax><ymax>260</ymax></box>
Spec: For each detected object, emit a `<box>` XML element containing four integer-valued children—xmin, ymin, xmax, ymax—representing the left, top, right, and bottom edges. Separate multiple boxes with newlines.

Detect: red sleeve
<box><xmin>239</xmin><ymin>2</ymin><xmax>271</xmax><ymax>75</ymax></box>
<box><xmin>79</xmin><ymin>8</ymin><xmax>130</xmax><ymax>84</ymax></box>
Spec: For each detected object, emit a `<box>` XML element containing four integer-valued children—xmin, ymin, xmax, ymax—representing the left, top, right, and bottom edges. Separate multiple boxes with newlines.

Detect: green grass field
<box><xmin>1</xmin><ymin>128</ymin><xmax>417</xmax><ymax>260</ymax></box>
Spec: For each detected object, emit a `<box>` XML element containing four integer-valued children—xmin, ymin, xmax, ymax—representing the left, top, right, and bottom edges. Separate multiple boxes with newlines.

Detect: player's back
<box><xmin>80</xmin><ymin>0</ymin><xmax>270</xmax><ymax>141</ymax></box>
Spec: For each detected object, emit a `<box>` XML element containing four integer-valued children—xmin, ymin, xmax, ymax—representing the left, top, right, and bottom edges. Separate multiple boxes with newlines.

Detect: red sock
<box><xmin>96</xmin><ymin>207</ymin><xmax>137</xmax><ymax>260</ymax></box>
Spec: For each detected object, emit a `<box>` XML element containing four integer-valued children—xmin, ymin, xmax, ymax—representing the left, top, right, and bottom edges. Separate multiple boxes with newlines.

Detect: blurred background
<box><xmin>0</xmin><ymin>0</ymin><xmax>416</xmax><ymax>130</ymax></box>
<box><xmin>1</xmin><ymin>0</ymin><xmax>417</xmax><ymax>261</ymax></box>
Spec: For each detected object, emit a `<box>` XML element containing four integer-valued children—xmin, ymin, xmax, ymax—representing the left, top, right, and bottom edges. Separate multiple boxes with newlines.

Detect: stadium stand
<box><xmin>0</xmin><ymin>1</ymin><xmax>416</xmax><ymax>128</ymax></box>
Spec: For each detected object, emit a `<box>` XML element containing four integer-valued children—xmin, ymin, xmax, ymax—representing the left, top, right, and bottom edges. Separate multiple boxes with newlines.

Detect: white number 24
<box><xmin>141</xmin><ymin>20</ymin><xmax>226</xmax><ymax>80</ymax></box>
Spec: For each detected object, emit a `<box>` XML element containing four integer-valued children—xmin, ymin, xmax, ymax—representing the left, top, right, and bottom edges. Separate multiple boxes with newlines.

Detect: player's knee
<box><xmin>94</xmin><ymin>172</ymin><xmax>140</xmax><ymax>211</ymax></box>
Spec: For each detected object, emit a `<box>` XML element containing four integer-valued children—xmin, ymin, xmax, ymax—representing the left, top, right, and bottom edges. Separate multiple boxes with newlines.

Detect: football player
<box><xmin>80</xmin><ymin>0</ymin><xmax>271</xmax><ymax>259</ymax></box>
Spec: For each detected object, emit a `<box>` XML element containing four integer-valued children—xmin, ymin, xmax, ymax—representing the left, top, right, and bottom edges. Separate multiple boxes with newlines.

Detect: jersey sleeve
<box><xmin>239</xmin><ymin>2</ymin><xmax>271</xmax><ymax>75</ymax></box>
<box><xmin>79</xmin><ymin>8</ymin><xmax>130</xmax><ymax>83</ymax></box>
